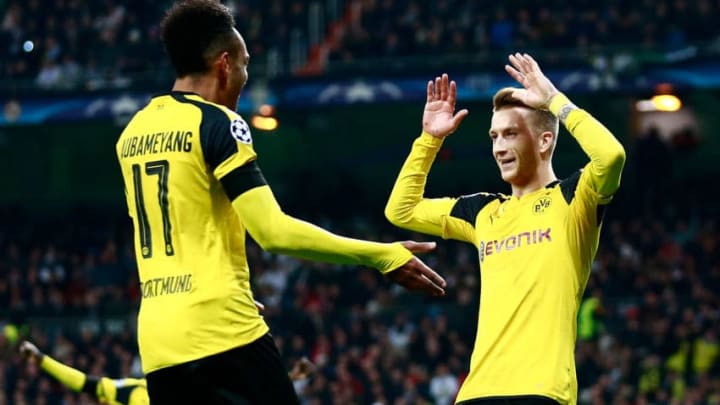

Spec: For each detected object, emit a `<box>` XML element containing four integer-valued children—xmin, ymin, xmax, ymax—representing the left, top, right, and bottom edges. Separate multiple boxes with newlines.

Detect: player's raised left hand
<box><xmin>505</xmin><ymin>53</ymin><xmax>560</xmax><ymax>110</ymax></box>
<box><xmin>386</xmin><ymin>241</ymin><xmax>446</xmax><ymax>297</ymax></box>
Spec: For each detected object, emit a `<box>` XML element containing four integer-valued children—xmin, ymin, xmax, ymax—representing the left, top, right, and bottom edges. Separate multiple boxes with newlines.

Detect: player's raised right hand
<box><xmin>386</xmin><ymin>241</ymin><xmax>446</xmax><ymax>296</ymax></box>
<box><xmin>422</xmin><ymin>73</ymin><xmax>469</xmax><ymax>139</ymax></box>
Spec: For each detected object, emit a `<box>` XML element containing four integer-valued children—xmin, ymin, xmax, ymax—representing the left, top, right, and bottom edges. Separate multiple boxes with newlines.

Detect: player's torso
<box><xmin>115</xmin><ymin>94</ymin><xmax>266</xmax><ymax>373</ymax></box>
<box><xmin>457</xmin><ymin>186</ymin><xmax>581</xmax><ymax>404</ymax></box>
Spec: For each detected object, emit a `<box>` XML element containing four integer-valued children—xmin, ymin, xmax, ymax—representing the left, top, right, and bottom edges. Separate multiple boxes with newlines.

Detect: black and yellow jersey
<box><xmin>117</xmin><ymin>91</ymin><xmax>414</xmax><ymax>374</ymax></box>
<box><xmin>116</xmin><ymin>91</ymin><xmax>268</xmax><ymax>373</ymax></box>
<box><xmin>385</xmin><ymin>93</ymin><xmax>625</xmax><ymax>404</ymax></box>
<box><xmin>40</xmin><ymin>355</ymin><xmax>148</xmax><ymax>405</ymax></box>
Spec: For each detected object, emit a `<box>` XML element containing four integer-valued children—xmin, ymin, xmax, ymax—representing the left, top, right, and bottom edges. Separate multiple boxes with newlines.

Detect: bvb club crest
<box><xmin>532</xmin><ymin>196</ymin><xmax>552</xmax><ymax>215</ymax></box>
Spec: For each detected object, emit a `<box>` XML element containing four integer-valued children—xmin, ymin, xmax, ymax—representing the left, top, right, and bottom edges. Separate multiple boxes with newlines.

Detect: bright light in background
<box><xmin>23</xmin><ymin>40</ymin><xmax>34</xmax><ymax>53</ymax></box>
<box><xmin>258</xmin><ymin>104</ymin><xmax>274</xmax><ymax>116</ymax></box>
<box><xmin>651</xmin><ymin>94</ymin><xmax>682</xmax><ymax>112</ymax></box>
<box><xmin>635</xmin><ymin>94</ymin><xmax>682</xmax><ymax>112</ymax></box>
<box><xmin>251</xmin><ymin>115</ymin><xmax>278</xmax><ymax>131</ymax></box>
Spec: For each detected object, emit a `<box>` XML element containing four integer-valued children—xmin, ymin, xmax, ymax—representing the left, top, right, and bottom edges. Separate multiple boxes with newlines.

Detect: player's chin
<box><xmin>498</xmin><ymin>167</ymin><xmax>517</xmax><ymax>183</ymax></box>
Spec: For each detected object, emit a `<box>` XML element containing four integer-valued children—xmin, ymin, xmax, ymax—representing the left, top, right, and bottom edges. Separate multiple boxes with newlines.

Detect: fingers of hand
<box><xmin>449</xmin><ymin>80</ymin><xmax>457</xmax><ymax>105</ymax></box>
<box><xmin>416</xmin><ymin>261</ymin><xmax>447</xmax><ymax>289</ymax></box>
<box><xmin>401</xmin><ymin>240</ymin><xmax>436</xmax><ymax>253</ymax></box>
<box><xmin>393</xmin><ymin>264</ymin><xmax>445</xmax><ymax>296</ymax></box>
<box><xmin>524</xmin><ymin>53</ymin><xmax>540</xmax><ymax>71</ymax></box>
<box><xmin>504</xmin><ymin>64</ymin><xmax>525</xmax><ymax>85</ymax></box>
<box><xmin>453</xmin><ymin>109</ymin><xmax>469</xmax><ymax>128</ymax></box>
<box><xmin>440</xmin><ymin>74</ymin><xmax>449</xmax><ymax>100</ymax></box>
<box><xmin>426</xmin><ymin>80</ymin><xmax>434</xmax><ymax>102</ymax></box>
<box><xmin>408</xmin><ymin>257</ymin><xmax>446</xmax><ymax>290</ymax></box>
<box><xmin>434</xmin><ymin>76</ymin><xmax>442</xmax><ymax>99</ymax></box>
<box><xmin>508</xmin><ymin>53</ymin><xmax>523</xmax><ymax>72</ymax></box>
<box><xmin>419</xmin><ymin>273</ymin><xmax>446</xmax><ymax>296</ymax></box>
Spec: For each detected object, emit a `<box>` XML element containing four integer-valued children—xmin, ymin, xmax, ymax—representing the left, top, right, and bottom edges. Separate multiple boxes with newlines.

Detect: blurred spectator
<box><xmin>429</xmin><ymin>363</ymin><xmax>458</xmax><ymax>405</ymax></box>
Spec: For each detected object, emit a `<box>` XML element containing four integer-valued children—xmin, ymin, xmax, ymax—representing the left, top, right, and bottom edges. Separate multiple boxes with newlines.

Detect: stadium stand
<box><xmin>2</xmin><ymin>0</ymin><xmax>719</xmax><ymax>88</ymax></box>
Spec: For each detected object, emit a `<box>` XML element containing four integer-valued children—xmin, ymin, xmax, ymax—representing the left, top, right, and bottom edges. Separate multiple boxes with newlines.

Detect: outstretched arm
<box><xmin>229</xmin><ymin>182</ymin><xmax>446</xmax><ymax>296</ymax></box>
<box><xmin>20</xmin><ymin>341</ymin><xmax>96</xmax><ymax>395</ymax></box>
<box><xmin>505</xmin><ymin>53</ymin><xmax>626</xmax><ymax>199</ymax></box>
<box><xmin>385</xmin><ymin>74</ymin><xmax>475</xmax><ymax>242</ymax></box>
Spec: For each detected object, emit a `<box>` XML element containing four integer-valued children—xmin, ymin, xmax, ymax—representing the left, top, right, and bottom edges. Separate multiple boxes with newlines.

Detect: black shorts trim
<box><xmin>146</xmin><ymin>333</ymin><xmax>299</xmax><ymax>405</ymax></box>
<box><xmin>457</xmin><ymin>395</ymin><xmax>560</xmax><ymax>405</ymax></box>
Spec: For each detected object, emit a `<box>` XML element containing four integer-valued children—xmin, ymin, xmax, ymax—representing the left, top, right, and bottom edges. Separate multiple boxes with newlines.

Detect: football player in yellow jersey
<box><xmin>20</xmin><ymin>340</ymin><xmax>316</xmax><ymax>405</ymax></box>
<box><xmin>114</xmin><ymin>1</ymin><xmax>445</xmax><ymax>404</ymax></box>
<box><xmin>20</xmin><ymin>341</ymin><xmax>148</xmax><ymax>405</ymax></box>
<box><xmin>385</xmin><ymin>54</ymin><xmax>626</xmax><ymax>405</ymax></box>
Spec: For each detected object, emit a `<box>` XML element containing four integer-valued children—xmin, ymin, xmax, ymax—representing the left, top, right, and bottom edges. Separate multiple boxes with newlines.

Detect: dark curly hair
<box><xmin>161</xmin><ymin>0</ymin><xmax>238</xmax><ymax>77</ymax></box>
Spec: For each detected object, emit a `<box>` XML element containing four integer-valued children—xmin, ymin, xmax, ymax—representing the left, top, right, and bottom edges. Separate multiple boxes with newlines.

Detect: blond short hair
<box><xmin>492</xmin><ymin>87</ymin><xmax>559</xmax><ymax>137</ymax></box>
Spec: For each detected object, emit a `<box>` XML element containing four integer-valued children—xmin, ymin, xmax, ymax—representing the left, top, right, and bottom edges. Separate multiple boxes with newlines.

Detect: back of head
<box><xmin>492</xmin><ymin>87</ymin><xmax>558</xmax><ymax>138</ymax></box>
<box><xmin>161</xmin><ymin>0</ymin><xmax>237</xmax><ymax>78</ymax></box>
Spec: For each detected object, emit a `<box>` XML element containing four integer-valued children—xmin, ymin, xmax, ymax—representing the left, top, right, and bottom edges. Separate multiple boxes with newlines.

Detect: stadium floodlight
<box><xmin>251</xmin><ymin>115</ymin><xmax>278</xmax><ymax>131</ymax></box>
<box><xmin>635</xmin><ymin>94</ymin><xmax>682</xmax><ymax>112</ymax></box>
<box><xmin>651</xmin><ymin>94</ymin><xmax>682</xmax><ymax>112</ymax></box>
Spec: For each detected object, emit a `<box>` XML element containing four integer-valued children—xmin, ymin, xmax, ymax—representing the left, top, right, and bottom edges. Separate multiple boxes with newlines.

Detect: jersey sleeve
<box><xmin>386</xmin><ymin>133</ymin><xmax>479</xmax><ymax>244</ymax></box>
<box><xmin>549</xmin><ymin>93</ymin><xmax>626</xmax><ymax>201</ymax></box>
<box><xmin>232</xmin><ymin>185</ymin><xmax>413</xmax><ymax>274</ymax></box>
<box><xmin>560</xmin><ymin>169</ymin><xmax>606</xmax><ymax>276</ymax></box>
<box><xmin>192</xmin><ymin>103</ymin><xmax>267</xmax><ymax>200</ymax></box>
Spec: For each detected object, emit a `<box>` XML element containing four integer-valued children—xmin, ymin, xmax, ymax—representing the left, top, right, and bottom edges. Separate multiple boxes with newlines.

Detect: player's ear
<box><xmin>216</xmin><ymin>51</ymin><xmax>230</xmax><ymax>87</ymax></box>
<box><xmin>538</xmin><ymin>130</ymin><xmax>554</xmax><ymax>154</ymax></box>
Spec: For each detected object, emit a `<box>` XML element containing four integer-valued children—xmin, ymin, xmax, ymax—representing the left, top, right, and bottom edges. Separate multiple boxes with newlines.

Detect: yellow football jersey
<box><xmin>116</xmin><ymin>91</ymin><xmax>268</xmax><ymax>373</ymax></box>
<box><xmin>385</xmin><ymin>94</ymin><xmax>625</xmax><ymax>405</ymax></box>
<box><xmin>447</xmin><ymin>169</ymin><xmax>606</xmax><ymax>404</ymax></box>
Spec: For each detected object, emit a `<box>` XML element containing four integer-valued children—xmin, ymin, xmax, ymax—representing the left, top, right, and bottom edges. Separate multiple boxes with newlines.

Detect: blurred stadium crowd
<box><xmin>330</xmin><ymin>0</ymin><xmax>716</xmax><ymax>61</ymax></box>
<box><xmin>2</xmin><ymin>0</ymin><xmax>719</xmax><ymax>88</ymax></box>
<box><xmin>0</xmin><ymin>203</ymin><xmax>718</xmax><ymax>404</ymax></box>
<box><xmin>0</xmin><ymin>0</ymin><xmax>311</xmax><ymax>88</ymax></box>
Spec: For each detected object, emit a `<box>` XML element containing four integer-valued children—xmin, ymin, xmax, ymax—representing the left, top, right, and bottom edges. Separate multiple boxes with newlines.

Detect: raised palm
<box><xmin>504</xmin><ymin>53</ymin><xmax>559</xmax><ymax>109</ymax></box>
<box><xmin>423</xmin><ymin>74</ymin><xmax>469</xmax><ymax>138</ymax></box>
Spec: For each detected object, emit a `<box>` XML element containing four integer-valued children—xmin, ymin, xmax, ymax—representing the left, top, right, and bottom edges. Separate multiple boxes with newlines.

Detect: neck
<box><xmin>172</xmin><ymin>75</ymin><xmax>223</xmax><ymax>106</ymax></box>
<box><xmin>510</xmin><ymin>163</ymin><xmax>556</xmax><ymax>198</ymax></box>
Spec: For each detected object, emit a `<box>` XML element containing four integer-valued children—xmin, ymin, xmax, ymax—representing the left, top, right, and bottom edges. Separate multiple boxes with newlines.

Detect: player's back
<box><xmin>115</xmin><ymin>91</ymin><xmax>268</xmax><ymax>374</ymax></box>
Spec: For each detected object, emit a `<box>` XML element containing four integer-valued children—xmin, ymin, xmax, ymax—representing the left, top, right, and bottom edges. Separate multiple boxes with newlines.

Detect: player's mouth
<box><xmin>498</xmin><ymin>157</ymin><xmax>516</xmax><ymax>169</ymax></box>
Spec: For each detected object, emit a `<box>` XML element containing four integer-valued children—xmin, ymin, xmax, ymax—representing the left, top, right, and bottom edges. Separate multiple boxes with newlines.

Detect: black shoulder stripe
<box><xmin>450</xmin><ymin>192</ymin><xmax>500</xmax><ymax>227</ymax></box>
<box><xmin>81</xmin><ymin>376</ymin><xmax>100</xmax><ymax>395</ymax></box>
<box><xmin>559</xmin><ymin>170</ymin><xmax>582</xmax><ymax>204</ymax></box>
<box><xmin>220</xmin><ymin>161</ymin><xmax>267</xmax><ymax>201</ymax></box>
<box><xmin>170</xmin><ymin>94</ymin><xmax>235</xmax><ymax>170</ymax></box>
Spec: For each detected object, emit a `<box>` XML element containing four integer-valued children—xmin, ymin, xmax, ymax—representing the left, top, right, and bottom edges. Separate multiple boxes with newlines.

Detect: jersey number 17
<box><xmin>131</xmin><ymin>160</ymin><xmax>174</xmax><ymax>259</ymax></box>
